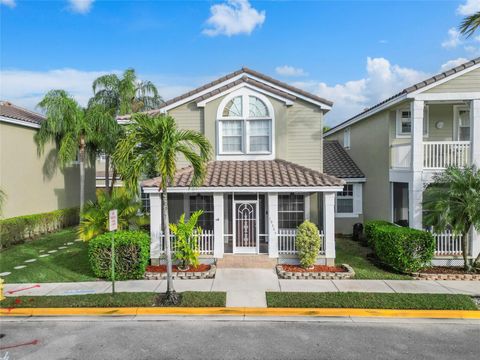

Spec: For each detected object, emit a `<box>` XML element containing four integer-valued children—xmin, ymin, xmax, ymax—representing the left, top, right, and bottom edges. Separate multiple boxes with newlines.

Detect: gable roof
<box><xmin>117</xmin><ymin>67</ymin><xmax>333</xmax><ymax>120</ymax></box>
<box><xmin>324</xmin><ymin>57</ymin><xmax>480</xmax><ymax>137</ymax></box>
<box><xmin>142</xmin><ymin>159</ymin><xmax>344</xmax><ymax>189</ymax></box>
<box><xmin>323</xmin><ymin>140</ymin><xmax>365</xmax><ymax>179</ymax></box>
<box><xmin>0</xmin><ymin>101</ymin><xmax>45</xmax><ymax>127</ymax></box>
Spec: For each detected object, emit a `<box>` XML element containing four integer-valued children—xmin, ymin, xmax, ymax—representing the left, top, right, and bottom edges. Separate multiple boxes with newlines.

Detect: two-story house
<box><xmin>325</xmin><ymin>57</ymin><xmax>480</xmax><ymax>266</ymax></box>
<box><xmin>118</xmin><ymin>68</ymin><xmax>365</xmax><ymax>266</ymax></box>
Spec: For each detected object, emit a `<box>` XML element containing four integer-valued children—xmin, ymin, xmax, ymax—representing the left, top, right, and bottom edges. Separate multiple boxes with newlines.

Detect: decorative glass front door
<box><xmin>234</xmin><ymin>201</ymin><xmax>258</xmax><ymax>253</ymax></box>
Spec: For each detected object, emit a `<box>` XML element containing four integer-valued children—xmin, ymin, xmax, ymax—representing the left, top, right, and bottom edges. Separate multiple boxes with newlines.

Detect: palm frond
<box><xmin>460</xmin><ymin>11</ymin><xmax>480</xmax><ymax>37</ymax></box>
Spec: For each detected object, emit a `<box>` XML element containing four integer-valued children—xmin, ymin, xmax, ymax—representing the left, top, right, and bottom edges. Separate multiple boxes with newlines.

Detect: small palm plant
<box><xmin>169</xmin><ymin>211</ymin><xmax>203</xmax><ymax>271</ymax></box>
<box><xmin>460</xmin><ymin>11</ymin><xmax>480</xmax><ymax>37</ymax></box>
<box><xmin>423</xmin><ymin>166</ymin><xmax>480</xmax><ymax>271</ymax></box>
<box><xmin>78</xmin><ymin>188</ymin><xmax>149</xmax><ymax>241</ymax></box>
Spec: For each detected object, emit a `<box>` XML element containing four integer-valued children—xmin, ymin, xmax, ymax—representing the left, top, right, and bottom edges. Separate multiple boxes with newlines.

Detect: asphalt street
<box><xmin>0</xmin><ymin>319</ymin><xmax>479</xmax><ymax>360</ymax></box>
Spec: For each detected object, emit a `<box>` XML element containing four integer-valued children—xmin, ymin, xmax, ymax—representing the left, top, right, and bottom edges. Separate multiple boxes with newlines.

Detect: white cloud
<box><xmin>457</xmin><ymin>0</ymin><xmax>480</xmax><ymax>16</ymax></box>
<box><xmin>203</xmin><ymin>0</ymin><xmax>266</xmax><ymax>37</ymax></box>
<box><xmin>275</xmin><ymin>65</ymin><xmax>308</xmax><ymax>77</ymax></box>
<box><xmin>441</xmin><ymin>27</ymin><xmax>462</xmax><ymax>48</ymax></box>
<box><xmin>0</xmin><ymin>0</ymin><xmax>16</xmax><ymax>8</ymax></box>
<box><xmin>294</xmin><ymin>57</ymin><xmax>429</xmax><ymax>126</ymax></box>
<box><xmin>440</xmin><ymin>58</ymin><xmax>469</xmax><ymax>71</ymax></box>
<box><xmin>68</xmin><ymin>0</ymin><xmax>94</xmax><ymax>14</ymax></box>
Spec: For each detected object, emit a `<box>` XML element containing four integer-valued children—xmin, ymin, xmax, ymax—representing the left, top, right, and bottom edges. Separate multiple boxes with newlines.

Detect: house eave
<box><xmin>142</xmin><ymin>185</ymin><xmax>345</xmax><ymax>194</ymax></box>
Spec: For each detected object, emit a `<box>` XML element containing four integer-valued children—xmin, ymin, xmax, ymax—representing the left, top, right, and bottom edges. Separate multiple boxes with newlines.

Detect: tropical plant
<box><xmin>35</xmin><ymin>90</ymin><xmax>111</xmax><ymax>213</ymax></box>
<box><xmin>295</xmin><ymin>220</ymin><xmax>321</xmax><ymax>269</ymax></box>
<box><xmin>170</xmin><ymin>211</ymin><xmax>203</xmax><ymax>270</ymax></box>
<box><xmin>78</xmin><ymin>188</ymin><xmax>148</xmax><ymax>241</ymax></box>
<box><xmin>423</xmin><ymin>166</ymin><xmax>480</xmax><ymax>270</ymax></box>
<box><xmin>460</xmin><ymin>11</ymin><xmax>480</xmax><ymax>37</ymax></box>
<box><xmin>89</xmin><ymin>69</ymin><xmax>164</xmax><ymax>193</ymax></box>
<box><xmin>115</xmin><ymin>113</ymin><xmax>212</xmax><ymax>304</ymax></box>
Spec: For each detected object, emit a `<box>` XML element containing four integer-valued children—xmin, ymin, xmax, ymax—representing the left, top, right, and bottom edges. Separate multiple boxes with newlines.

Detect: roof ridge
<box><xmin>0</xmin><ymin>100</ymin><xmax>45</xmax><ymax>120</ymax></box>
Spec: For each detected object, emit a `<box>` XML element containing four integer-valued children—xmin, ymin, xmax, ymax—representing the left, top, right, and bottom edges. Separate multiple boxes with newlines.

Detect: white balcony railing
<box><xmin>277</xmin><ymin>229</ymin><xmax>325</xmax><ymax>255</ymax></box>
<box><xmin>423</xmin><ymin>141</ymin><xmax>470</xmax><ymax>169</ymax></box>
<box><xmin>428</xmin><ymin>229</ymin><xmax>465</xmax><ymax>257</ymax></box>
<box><xmin>159</xmin><ymin>230</ymin><xmax>214</xmax><ymax>255</ymax></box>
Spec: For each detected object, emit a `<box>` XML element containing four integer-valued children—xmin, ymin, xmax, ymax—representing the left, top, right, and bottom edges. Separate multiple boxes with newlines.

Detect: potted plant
<box><xmin>169</xmin><ymin>210</ymin><xmax>203</xmax><ymax>271</ymax></box>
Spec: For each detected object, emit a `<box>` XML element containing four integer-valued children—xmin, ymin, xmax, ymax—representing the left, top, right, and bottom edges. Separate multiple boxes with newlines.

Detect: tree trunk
<box><xmin>79</xmin><ymin>136</ymin><xmax>86</xmax><ymax>215</ymax></box>
<box><xmin>109</xmin><ymin>167</ymin><xmax>117</xmax><ymax>196</ymax></box>
<box><xmin>462</xmin><ymin>229</ymin><xmax>471</xmax><ymax>271</ymax></box>
<box><xmin>105</xmin><ymin>155</ymin><xmax>110</xmax><ymax>190</ymax></box>
<box><xmin>474</xmin><ymin>251</ymin><xmax>480</xmax><ymax>268</ymax></box>
<box><xmin>161</xmin><ymin>184</ymin><xmax>179</xmax><ymax>305</ymax></box>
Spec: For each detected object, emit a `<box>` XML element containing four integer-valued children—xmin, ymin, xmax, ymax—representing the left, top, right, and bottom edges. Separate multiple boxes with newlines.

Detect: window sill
<box><xmin>335</xmin><ymin>213</ymin><xmax>361</xmax><ymax>218</ymax></box>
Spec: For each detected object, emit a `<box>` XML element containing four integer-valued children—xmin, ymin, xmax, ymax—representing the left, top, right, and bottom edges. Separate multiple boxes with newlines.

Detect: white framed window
<box><xmin>336</xmin><ymin>183</ymin><xmax>363</xmax><ymax>218</ymax></box>
<box><xmin>189</xmin><ymin>195</ymin><xmax>214</xmax><ymax>231</ymax></box>
<box><xmin>343</xmin><ymin>127</ymin><xmax>351</xmax><ymax>149</ymax></box>
<box><xmin>454</xmin><ymin>105</ymin><xmax>471</xmax><ymax>141</ymax></box>
<box><xmin>278</xmin><ymin>194</ymin><xmax>305</xmax><ymax>229</ymax></box>
<box><xmin>396</xmin><ymin>107</ymin><xmax>429</xmax><ymax>138</ymax></box>
<box><xmin>217</xmin><ymin>89</ymin><xmax>274</xmax><ymax>158</ymax></box>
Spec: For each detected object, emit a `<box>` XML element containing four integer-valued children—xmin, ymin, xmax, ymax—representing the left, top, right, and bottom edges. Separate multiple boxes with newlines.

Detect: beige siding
<box><xmin>0</xmin><ymin>122</ymin><xmax>95</xmax><ymax>219</ymax></box>
<box><xmin>425</xmin><ymin>67</ymin><xmax>480</xmax><ymax>93</ymax></box>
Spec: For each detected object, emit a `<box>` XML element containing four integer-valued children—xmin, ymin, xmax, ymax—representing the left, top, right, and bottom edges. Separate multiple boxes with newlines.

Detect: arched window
<box><xmin>218</xmin><ymin>91</ymin><xmax>273</xmax><ymax>155</ymax></box>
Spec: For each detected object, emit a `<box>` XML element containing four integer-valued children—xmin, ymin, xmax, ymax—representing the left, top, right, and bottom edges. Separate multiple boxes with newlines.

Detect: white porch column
<box><xmin>471</xmin><ymin>99</ymin><xmax>480</xmax><ymax>167</ymax></box>
<box><xmin>213</xmin><ymin>193</ymin><xmax>224</xmax><ymax>258</ymax></box>
<box><xmin>149</xmin><ymin>193</ymin><xmax>162</xmax><ymax>266</ymax></box>
<box><xmin>304</xmin><ymin>193</ymin><xmax>311</xmax><ymax>221</ymax></box>
<box><xmin>323</xmin><ymin>192</ymin><xmax>336</xmax><ymax>265</ymax></box>
<box><xmin>267</xmin><ymin>192</ymin><xmax>279</xmax><ymax>258</ymax></box>
<box><xmin>409</xmin><ymin>100</ymin><xmax>424</xmax><ymax>230</ymax></box>
<box><xmin>470</xmin><ymin>227</ymin><xmax>480</xmax><ymax>261</ymax></box>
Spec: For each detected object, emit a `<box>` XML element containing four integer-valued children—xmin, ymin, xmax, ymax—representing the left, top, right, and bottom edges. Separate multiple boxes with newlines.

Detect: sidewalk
<box><xmin>4</xmin><ymin>269</ymin><xmax>480</xmax><ymax>308</ymax></box>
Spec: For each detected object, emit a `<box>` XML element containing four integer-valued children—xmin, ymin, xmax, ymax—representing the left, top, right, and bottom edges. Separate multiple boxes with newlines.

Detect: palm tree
<box><xmin>35</xmin><ymin>90</ymin><xmax>111</xmax><ymax>213</ymax></box>
<box><xmin>423</xmin><ymin>166</ymin><xmax>480</xmax><ymax>270</ymax></box>
<box><xmin>460</xmin><ymin>11</ymin><xmax>480</xmax><ymax>37</ymax></box>
<box><xmin>89</xmin><ymin>69</ymin><xmax>164</xmax><ymax>192</ymax></box>
<box><xmin>115</xmin><ymin>113</ymin><xmax>212</xmax><ymax>304</ymax></box>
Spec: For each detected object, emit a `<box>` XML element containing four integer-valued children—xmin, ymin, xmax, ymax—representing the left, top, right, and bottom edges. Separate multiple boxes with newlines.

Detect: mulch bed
<box><xmin>420</xmin><ymin>267</ymin><xmax>478</xmax><ymax>275</ymax></box>
<box><xmin>146</xmin><ymin>264</ymin><xmax>211</xmax><ymax>273</ymax></box>
<box><xmin>280</xmin><ymin>264</ymin><xmax>346</xmax><ymax>273</ymax></box>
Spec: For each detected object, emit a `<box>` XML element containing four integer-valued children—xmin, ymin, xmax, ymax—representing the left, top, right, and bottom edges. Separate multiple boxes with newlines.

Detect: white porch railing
<box><xmin>390</xmin><ymin>143</ymin><xmax>412</xmax><ymax>169</ymax></box>
<box><xmin>423</xmin><ymin>141</ymin><xmax>470</xmax><ymax>169</ymax></box>
<box><xmin>277</xmin><ymin>229</ymin><xmax>325</xmax><ymax>255</ymax></box>
<box><xmin>429</xmin><ymin>229</ymin><xmax>464</xmax><ymax>257</ymax></box>
<box><xmin>159</xmin><ymin>230</ymin><xmax>214</xmax><ymax>255</ymax></box>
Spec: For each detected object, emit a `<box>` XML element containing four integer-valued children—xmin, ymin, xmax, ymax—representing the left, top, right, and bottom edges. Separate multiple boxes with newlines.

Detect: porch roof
<box><xmin>142</xmin><ymin>159</ymin><xmax>345</xmax><ymax>190</ymax></box>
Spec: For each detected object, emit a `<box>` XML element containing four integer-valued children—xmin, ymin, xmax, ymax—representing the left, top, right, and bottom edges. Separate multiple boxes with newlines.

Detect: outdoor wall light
<box><xmin>435</xmin><ymin>121</ymin><xmax>444</xmax><ymax>129</ymax></box>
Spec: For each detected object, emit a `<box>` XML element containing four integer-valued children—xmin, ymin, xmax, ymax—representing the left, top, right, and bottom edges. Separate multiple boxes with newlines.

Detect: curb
<box><xmin>1</xmin><ymin>307</ymin><xmax>479</xmax><ymax>319</ymax></box>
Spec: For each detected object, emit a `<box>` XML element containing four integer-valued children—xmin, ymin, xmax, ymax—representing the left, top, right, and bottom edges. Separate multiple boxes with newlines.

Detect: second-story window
<box><xmin>218</xmin><ymin>91</ymin><xmax>273</xmax><ymax>156</ymax></box>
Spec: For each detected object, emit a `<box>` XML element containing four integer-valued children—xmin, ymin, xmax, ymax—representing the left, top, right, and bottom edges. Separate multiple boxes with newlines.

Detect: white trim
<box><xmin>304</xmin><ymin>194</ymin><xmax>311</xmax><ymax>221</ymax></box>
<box><xmin>453</xmin><ymin>104</ymin><xmax>471</xmax><ymax>141</ymax></box>
<box><xmin>340</xmin><ymin>177</ymin><xmax>366</xmax><ymax>183</ymax></box>
<box><xmin>0</xmin><ymin>115</ymin><xmax>41</xmax><ymax>129</ymax></box>
<box><xmin>142</xmin><ymin>186</ymin><xmax>345</xmax><ymax>194</ymax></box>
<box><xmin>343</xmin><ymin>127</ymin><xmax>351</xmax><ymax>149</ymax></box>
<box><xmin>395</xmin><ymin>108</ymin><xmax>412</xmax><ymax>137</ymax></box>
<box><xmin>232</xmin><ymin>199</ymin><xmax>259</xmax><ymax>254</ymax></box>
<box><xmin>412</xmin><ymin>92</ymin><xmax>480</xmax><ymax>101</ymax></box>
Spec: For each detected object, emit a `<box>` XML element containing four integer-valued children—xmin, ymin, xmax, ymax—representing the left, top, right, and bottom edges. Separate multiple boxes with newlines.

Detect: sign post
<box><xmin>108</xmin><ymin>209</ymin><xmax>118</xmax><ymax>295</ymax></box>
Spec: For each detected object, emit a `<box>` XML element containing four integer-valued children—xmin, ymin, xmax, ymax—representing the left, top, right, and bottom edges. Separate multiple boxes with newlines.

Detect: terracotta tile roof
<box><xmin>326</xmin><ymin>57</ymin><xmax>480</xmax><ymax>135</ymax></box>
<box><xmin>0</xmin><ymin>101</ymin><xmax>45</xmax><ymax>125</ymax></box>
<box><xmin>117</xmin><ymin>67</ymin><xmax>333</xmax><ymax>120</ymax></box>
<box><xmin>323</xmin><ymin>141</ymin><xmax>365</xmax><ymax>179</ymax></box>
<box><xmin>142</xmin><ymin>159</ymin><xmax>344</xmax><ymax>188</ymax></box>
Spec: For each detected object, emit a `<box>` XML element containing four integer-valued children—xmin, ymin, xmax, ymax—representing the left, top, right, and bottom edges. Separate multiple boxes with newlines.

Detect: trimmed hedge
<box><xmin>0</xmin><ymin>207</ymin><xmax>79</xmax><ymax>250</ymax></box>
<box><xmin>364</xmin><ymin>220</ymin><xmax>391</xmax><ymax>247</ymax></box>
<box><xmin>88</xmin><ymin>230</ymin><xmax>150</xmax><ymax>280</ymax></box>
<box><xmin>365</xmin><ymin>220</ymin><xmax>435</xmax><ymax>273</ymax></box>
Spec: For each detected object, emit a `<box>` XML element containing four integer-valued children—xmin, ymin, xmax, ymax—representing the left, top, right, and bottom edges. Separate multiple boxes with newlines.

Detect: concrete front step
<box><xmin>216</xmin><ymin>254</ymin><xmax>277</xmax><ymax>269</ymax></box>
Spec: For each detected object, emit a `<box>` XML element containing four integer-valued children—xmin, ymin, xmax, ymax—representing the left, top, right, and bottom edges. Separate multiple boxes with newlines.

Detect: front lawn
<box><xmin>336</xmin><ymin>237</ymin><xmax>411</xmax><ymax>280</ymax></box>
<box><xmin>266</xmin><ymin>292</ymin><xmax>478</xmax><ymax>310</ymax></box>
<box><xmin>1</xmin><ymin>291</ymin><xmax>226</xmax><ymax>308</ymax></box>
<box><xmin>0</xmin><ymin>228</ymin><xmax>97</xmax><ymax>283</ymax></box>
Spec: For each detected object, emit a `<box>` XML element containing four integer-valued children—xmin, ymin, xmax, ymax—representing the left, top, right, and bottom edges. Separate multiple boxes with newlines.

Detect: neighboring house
<box><xmin>119</xmin><ymin>68</ymin><xmax>364</xmax><ymax>265</ymax></box>
<box><xmin>324</xmin><ymin>57</ymin><xmax>480</xmax><ymax>265</ymax></box>
<box><xmin>0</xmin><ymin>101</ymin><xmax>96</xmax><ymax>219</ymax></box>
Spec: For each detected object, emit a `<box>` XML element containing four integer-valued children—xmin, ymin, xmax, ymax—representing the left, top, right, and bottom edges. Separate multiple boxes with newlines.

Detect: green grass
<box><xmin>0</xmin><ymin>228</ymin><xmax>97</xmax><ymax>283</ymax></box>
<box><xmin>0</xmin><ymin>292</ymin><xmax>226</xmax><ymax>308</ymax></box>
<box><xmin>266</xmin><ymin>292</ymin><xmax>478</xmax><ymax>310</ymax></box>
<box><xmin>336</xmin><ymin>237</ymin><xmax>411</xmax><ymax>280</ymax></box>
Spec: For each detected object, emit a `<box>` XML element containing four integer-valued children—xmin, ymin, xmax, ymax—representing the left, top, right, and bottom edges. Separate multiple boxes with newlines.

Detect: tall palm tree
<box><xmin>115</xmin><ymin>113</ymin><xmax>212</xmax><ymax>304</ymax></box>
<box><xmin>35</xmin><ymin>90</ymin><xmax>111</xmax><ymax>213</ymax></box>
<box><xmin>423</xmin><ymin>166</ymin><xmax>480</xmax><ymax>270</ymax></box>
<box><xmin>89</xmin><ymin>69</ymin><xmax>164</xmax><ymax>192</ymax></box>
<box><xmin>460</xmin><ymin>11</ymin><xmax>480</xmax><ymax>37</ymax></box>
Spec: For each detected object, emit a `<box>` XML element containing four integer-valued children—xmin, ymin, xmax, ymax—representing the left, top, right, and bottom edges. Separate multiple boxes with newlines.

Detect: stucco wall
<box><xmin>335</xmin><ymin>215</ymin><xmax>364</xmax><ymax>235</ymax></box>
<box><xmin>0</xmin><ymin>122</ymin><xmax>96</xmax><ymax>219</ymax></box>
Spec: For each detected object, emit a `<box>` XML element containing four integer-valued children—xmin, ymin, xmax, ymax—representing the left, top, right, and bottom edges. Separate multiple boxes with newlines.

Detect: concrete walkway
<box><xmin>4</xmin><ymin>269</ymin><xmax>480</xmax><ymax>308</ymax></box>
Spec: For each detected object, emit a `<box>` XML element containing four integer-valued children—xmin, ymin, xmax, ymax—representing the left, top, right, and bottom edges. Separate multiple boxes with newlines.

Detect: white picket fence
<box><xmin>429</xmin><ymin>229</ymin><xmax>464</xmax><ymax>256</ymax></box>
<box><xmin>423</xmin><ymin>141</ymin><xmax>470</xmax><ymax>169</ymax></box>
<box><xmin>277</xmin><ymin>229</ymin><xmax>325</xmax><ymax>255</ymax></box>
<box><xmin>159</xmin><ymin>230</ymin><xmax>214</xmax><ymax>255</ymax></box>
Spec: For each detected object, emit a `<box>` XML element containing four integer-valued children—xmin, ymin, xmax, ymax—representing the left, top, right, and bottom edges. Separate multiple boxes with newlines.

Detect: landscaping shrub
<box><xmin>0</xmin><ymin>207</ymin><xmax>79</xmax><ymax>250</ymax></box>
<box><xmin>170</xmin><ymin>211</ymin><xmax>202</xmax><ymax>270</ymax></box>
<box><xmin>88</xmin><ymin>230</ymin><xmax>150</xmax><ymax>280</ymax></box>
<box><xmin>364</xmin><ymin>220</ymin><xmax>392</xmax><ymax>247</ymax></box>
<box><xmin>366</xmin><ymin>221</ymin><xmax>435</xmax><ymax>273</ymax></box>
<box><xmin>295</xmin><ymin>220</ymin><xmax>321</xmax><ymax>268</ymax></box>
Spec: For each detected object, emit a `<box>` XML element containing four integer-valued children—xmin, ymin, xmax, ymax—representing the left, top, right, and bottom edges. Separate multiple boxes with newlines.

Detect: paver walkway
<box><xmin>4</xmin><ymin>269</ymin><xmax>480</xmax><ymax>308</ymax></box>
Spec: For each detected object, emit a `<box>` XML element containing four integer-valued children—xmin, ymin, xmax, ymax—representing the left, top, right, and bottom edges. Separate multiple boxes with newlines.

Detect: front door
<box><xmin>233</xmin><ymin>201</ymin><xmax>258</xmax><ymax>253</ymax></box>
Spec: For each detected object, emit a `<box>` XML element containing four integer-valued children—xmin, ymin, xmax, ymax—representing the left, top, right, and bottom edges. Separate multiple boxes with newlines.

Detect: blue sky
<box><xmin>1</xmin><ymin>0</ymin><xmax>479</xmax><ymax>125</ymax></box>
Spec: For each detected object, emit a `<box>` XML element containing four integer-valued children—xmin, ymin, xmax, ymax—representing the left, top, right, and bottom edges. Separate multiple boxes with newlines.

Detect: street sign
<box><xmin>108</xmin><ymin>209</ymin><xmax>118</xmax><ymax>231</ymax></box>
